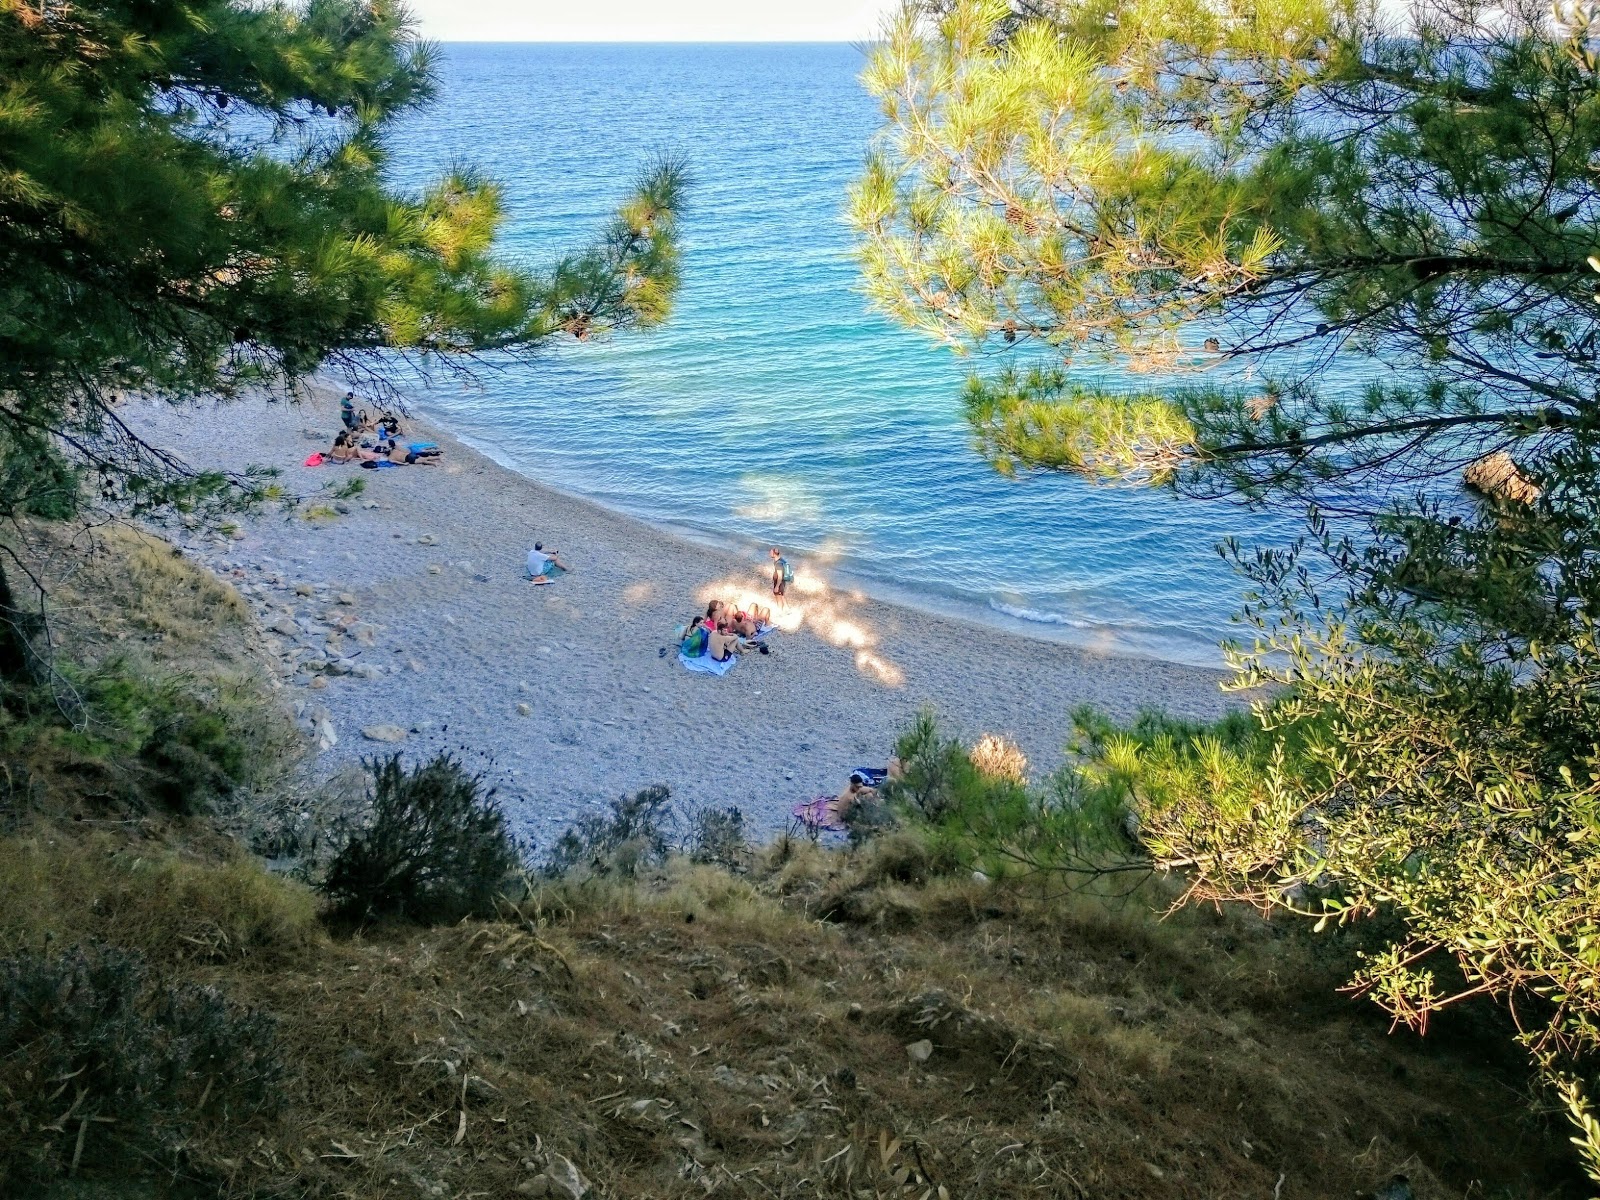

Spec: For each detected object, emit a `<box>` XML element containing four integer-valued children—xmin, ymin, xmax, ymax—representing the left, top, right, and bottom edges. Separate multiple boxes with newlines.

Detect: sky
<box><xmin>406</xmin><ymin>0</ymin><xmax>902</xmax><ymax>42</ymax></box>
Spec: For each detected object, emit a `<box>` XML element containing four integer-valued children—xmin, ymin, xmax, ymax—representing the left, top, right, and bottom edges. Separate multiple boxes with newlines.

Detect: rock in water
<box><xmin>361</xmin><ymin>725</ymin><xmax>407</xmax><ymax>743</ymax></box>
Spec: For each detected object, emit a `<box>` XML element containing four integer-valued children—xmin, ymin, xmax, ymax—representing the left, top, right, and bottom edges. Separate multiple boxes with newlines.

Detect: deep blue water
<box><xmin>381</xmin><ymin>43</ymin><xmax>1296</xmax><ymax>666</ymax></box>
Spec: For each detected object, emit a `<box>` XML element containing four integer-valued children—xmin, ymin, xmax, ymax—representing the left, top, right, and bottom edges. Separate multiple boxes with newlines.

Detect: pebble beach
<box><xmin>127</xmin><ymin>387</ymin><xmax>1240</xmax><ymax>846</ymax></box>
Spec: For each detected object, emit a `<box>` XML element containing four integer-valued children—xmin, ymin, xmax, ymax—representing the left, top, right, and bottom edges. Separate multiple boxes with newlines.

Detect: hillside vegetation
<box><xmin>0</xmin><ymin>525</ymin><xmax>1584</xmax><ymax>1200</ymax></box>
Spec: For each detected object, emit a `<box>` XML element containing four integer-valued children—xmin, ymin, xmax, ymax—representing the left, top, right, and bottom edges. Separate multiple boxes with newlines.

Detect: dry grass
<box><xmin>0</xmin><ymin>831</ymin><xmax>322</xmax><ymax>966</ymax></box>
<box><xmin>1</xmin><ymin>520</ymin><xmax>300</xmax><ymax>821</ymax></box>
<box><xmin>24</xmin><ymin>520</ymin><xmax>256</xmax><ymax>673</ymax></box>
<box><xmin>2</xmin><ymin>822</ymin><xmax>1577</xmax><ymax>1200</ymax></box>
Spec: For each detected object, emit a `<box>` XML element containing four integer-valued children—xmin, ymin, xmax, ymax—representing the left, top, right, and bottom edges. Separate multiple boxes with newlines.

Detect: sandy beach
<box><xmin>124</xmin><ymin>386</ymin><xmax>1239</xmax><ymax>846</ymax></box>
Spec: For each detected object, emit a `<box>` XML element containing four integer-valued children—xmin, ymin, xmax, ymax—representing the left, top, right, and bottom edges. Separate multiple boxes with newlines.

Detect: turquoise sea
<box><xmin>385</xmin><ymin>43</ymin><xmax>1296</xmax><ymax>667</ymax></box>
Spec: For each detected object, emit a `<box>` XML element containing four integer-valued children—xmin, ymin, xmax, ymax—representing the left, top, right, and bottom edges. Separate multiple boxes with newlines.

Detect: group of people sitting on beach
<box><xmin>679</xmin><ymin>597</ymin><xmax>774</xmax><ymax>662</ymax></box>
<box><xmin>328</xmin><ymin>393</ymin><xmax>444</xmax><ymax>468</ymax></box>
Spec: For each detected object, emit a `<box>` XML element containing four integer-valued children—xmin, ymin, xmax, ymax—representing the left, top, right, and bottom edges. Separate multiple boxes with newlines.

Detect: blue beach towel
<box><xmin>679</xmin><ymin>650</ymin><xmax>738</xmax><ymax>676</ymax></box>
<box><xmin>408</xmin><ymin>442</ymin><xmax>438</xmax><ymax>452</ymax></box>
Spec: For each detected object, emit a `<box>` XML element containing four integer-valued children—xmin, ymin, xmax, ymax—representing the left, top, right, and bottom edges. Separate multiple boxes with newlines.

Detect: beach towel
<box><xmin>407</xmin><ymin>442</ymin><xmax>438</xmax><ymax>452</ymax></box>
<box><xmin>791</xmin><ymin>795</ymin><xmax>848</xmax><ymax>833</ymax></box>
<box><xmin>679</xmin><ymin>649</ymin><xmax>738</xmax><ymax>676</ymax></box>
<box><xmin>303</xmin><ymin>452</ymin><xmax>325</xmax><ymax>466</ymax></box>
<box><xmin>360</xmin><ymin>459</ymin><xmax>399</xmax><ymax>469</ymax></box>
<box><xmin>526</xmin><ymin>563</ymin><xmax>567</xmax><ymax>583</ymax></box>
<box><xmin>851</xmin><ymin>767</ymin><xmax>889</xmax><ymax>787</ymax></box>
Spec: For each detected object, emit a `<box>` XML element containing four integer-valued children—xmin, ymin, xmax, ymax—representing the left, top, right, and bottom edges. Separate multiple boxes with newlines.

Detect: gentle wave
<box><xmin>987</xmin><ymin>601</ymin><xmax>1098</xmax><ymax>630</ymax></box>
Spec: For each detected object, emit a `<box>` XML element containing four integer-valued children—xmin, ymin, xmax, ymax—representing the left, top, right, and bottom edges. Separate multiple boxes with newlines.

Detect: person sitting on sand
<box><xmin>833</xmin><ymin>774</ymin><xmax>878</xmax><ymax>820</ymax></box>
<box><xmin>708</xmin><ymin>620</ymin><xmax>746</xmax><ymax>663</ymax></box>
<box><xmin>331</xmin><ymin>431</ymin><xmax>384</xmax><ymax>463</ymax></box>
<box><xmin>527</xmin><ymin>542</ymin><xmax>570</xmax><ymax>584</ymax></box>
<box><xmin>731</xmin><ymin>605</ymin><xmax>774</xmax><ymax>638</ymax></box>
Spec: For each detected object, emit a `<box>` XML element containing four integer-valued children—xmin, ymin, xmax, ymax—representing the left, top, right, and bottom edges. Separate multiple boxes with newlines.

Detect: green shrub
<box><xmin>321</xmin><ymin>754</ymin><xmax>523</xmax><ymax>925</ymax></box>
<box><xmin>546</xmin><ymin>784</ymin><xmax>674</xmax><ymax>878</ymax></box>
<box><xmin>685</xmin><ymin>804</ymin><xmax>749</xmax><ymax>871</ymax></box>
<box><xmin>0</xmin><ymin>942</ymin><xmax>281</xmax><ymax>1190</ymax></box>
<box><xmin>544</xmin><ymin>786</ymin><xmax>749</xmax><ymax>877</ymax></box>
<box><xmin>5</xmin><ymin>659</ymin><xmax>282</xmax><ymax>816</ymax></box>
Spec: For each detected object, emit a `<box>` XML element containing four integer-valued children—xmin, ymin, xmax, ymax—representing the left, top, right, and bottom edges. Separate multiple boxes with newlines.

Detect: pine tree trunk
<box><xmin>0</xmin><ymin>560</ymin><xmax>46</xmax><ymax>688</ymax></box>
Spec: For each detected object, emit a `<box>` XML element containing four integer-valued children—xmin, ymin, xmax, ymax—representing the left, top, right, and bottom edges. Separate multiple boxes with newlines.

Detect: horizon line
<box><xmin>427</xmin><ymin>38</ymin><xmax>880</xmax><ymax>44</ymax></box>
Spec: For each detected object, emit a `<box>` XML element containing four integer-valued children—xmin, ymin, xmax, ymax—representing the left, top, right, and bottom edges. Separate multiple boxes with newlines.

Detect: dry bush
<box><xmin>969</xmin><ymin>733</ymin><xmax>1028</xmax><ymax>783</ymax></box>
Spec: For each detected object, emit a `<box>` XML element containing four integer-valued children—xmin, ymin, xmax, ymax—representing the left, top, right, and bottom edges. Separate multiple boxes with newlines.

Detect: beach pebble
<box><xmin>334</xmin><ymin>501</ymin><xmax>352</xmax><ymax>515</ymax></box>
<box><xmin>269</xmin><ymin>616</ymin><xmax>298</xmax><ymax>638</ymax></box>
<box><xmin>428</xmin><ymin>565</ymin><xmax>442</xmax><ymax>574</ymax></box>
<box><xmin>361</xmin><ymin>725</ymin><xmax>407</xmax><ymax>743</ymax></box>
<box><xmin>407</xmin><ymin>658</ymin><xmax>425</xmax><ymax>673</ymax></box>
<box><xmin>314</xmin><ymin>718</ymin><xmax>337</xmax><ymax>752</ymax></box>
<box><xmin>324</xmin><ymin>659</ymin><xmax>352</xmax><ymax>676</ymax></box>
<box><xmin>308</xmin><ymin>676</ymin><xmax>328</xmax><ymax>691</ymax></box>
<box><xmin>516</xmin><ymin>702</ymin><xmax>532</xmax><ymax>717</ymax></box>
<box><xmin>294</xmin><ymin>583</ymin><xmax>314</xmax><ymax>596</ymax></box>
<box><xmin>352</xmin><ymin>664</ymin><xmax>383</xmax><ymax>681</ymax></box>
<box><xmin>417</xmin><ymin>534</ymin><xmax>437</xmax><ymax>546</ymax></box>
<box><xmin>337</xmin><ymin>592</ymin><xmax>357</xmax><ymax>605</ymax></box>
<box><xmin>905</xmin><ymin>1039</ymin><xmax>934</xmax><ymax>1063</ymax></box>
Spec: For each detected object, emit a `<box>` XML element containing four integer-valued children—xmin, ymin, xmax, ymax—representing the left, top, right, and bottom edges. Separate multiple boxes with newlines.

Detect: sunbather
<box><xmin>834</xmin><ymin>774</ymin><xmax>877</xmax><ymax>818</ymax></box>
<box><xmin>707</xmin><ymin>620</ymin><xmax>743</xmax><ymax>663</ymax></box>
<box><xmin>385</xmin><ymin>439</ymin><xmax>439</xmax><ymax>466</ymax></box>
<box><xmin>330</xmin><ymin>431</ymin><xmax>382</xmax><ymax>463</ymax></box>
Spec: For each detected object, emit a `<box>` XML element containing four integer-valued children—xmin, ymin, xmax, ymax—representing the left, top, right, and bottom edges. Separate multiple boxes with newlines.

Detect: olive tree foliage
<box><xmin>0</xmin><ymin>0</ymin><xmax>686</xmax><ymax>683</ymax></box>
<box><xmin>852</xmin><ymin>0</ymin><xmax>1600</xmax><ymax>1176</ymax></box>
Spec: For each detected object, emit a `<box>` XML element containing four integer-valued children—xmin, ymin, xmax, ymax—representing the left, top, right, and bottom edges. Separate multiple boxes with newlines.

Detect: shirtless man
<box><xmin>707</xmin><ymin>620</ymin><xmax>743</xmax><ymax>663</ymax></box>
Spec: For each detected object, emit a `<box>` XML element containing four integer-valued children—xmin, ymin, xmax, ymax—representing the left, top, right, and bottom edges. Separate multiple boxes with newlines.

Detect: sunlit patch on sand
<box><xmin>732</xmin><ymin>474</ymin><xmax>822</xmax><ymax>524</ymax></box>
<box><xmin>693</xmin><ymin>568</ymin><xmax>904</xmax><ymax>687</ymax></box>
<box><xmin>622</xmin><ymin>581</ymin><xmax>655</xmax><ymax>604</ymax></box>
<box><xmin>854</xmin><ymin>651</ymin><xmax>904</xmax><ymax>687</ymax></box>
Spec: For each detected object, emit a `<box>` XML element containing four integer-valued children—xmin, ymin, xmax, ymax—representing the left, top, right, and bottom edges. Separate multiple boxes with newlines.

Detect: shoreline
<box><xmin>411</xmin><ymin>397</ymin><xmax>1231</xmax><ymax>670</ymax></box>
<box><xmin>124</xmin><ymin>386</ymin><xmax>1242</xmax><ymax>845</ymax></box>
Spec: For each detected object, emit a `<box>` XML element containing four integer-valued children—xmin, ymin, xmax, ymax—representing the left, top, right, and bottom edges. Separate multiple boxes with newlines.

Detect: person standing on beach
<box><xmin>770</xmin><ymin>547</ymin><xmax>792</xmax><ymax>599</ymax></box>
<box><xmin>341</xmin><ymin>391</ymin><xmax>359</xmax><ymax>431</ymax></box>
